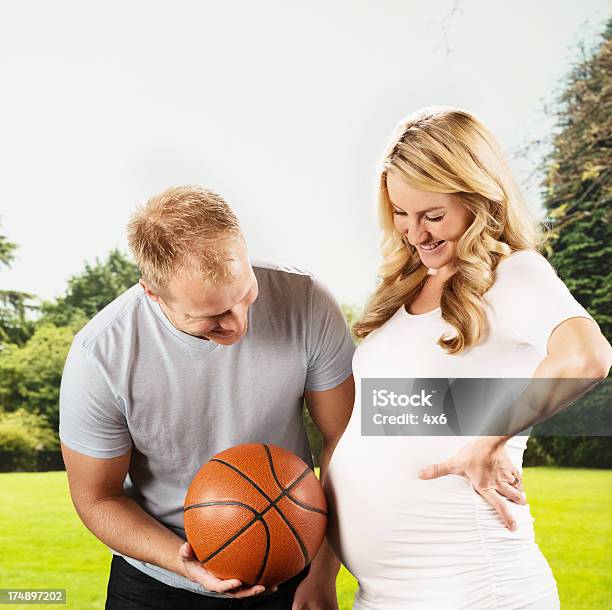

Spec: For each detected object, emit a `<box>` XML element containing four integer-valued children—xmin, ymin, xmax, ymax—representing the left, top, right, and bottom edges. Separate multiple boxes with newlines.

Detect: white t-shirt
<box><xmin>325</xmin><ymin>249</ymin><xmax>596</xmax><ymax>609</ymax></box>
<box><xmin>358</xmin><ymin>249</ymin><xmax>595</xmax><ymax>379</ymax></box>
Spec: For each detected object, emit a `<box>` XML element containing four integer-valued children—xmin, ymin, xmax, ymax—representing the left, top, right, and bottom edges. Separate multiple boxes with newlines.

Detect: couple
<box><xmin>59</xmin><ymin>106</ymin><xmax>611</xmax><ymax>609</ymax></box>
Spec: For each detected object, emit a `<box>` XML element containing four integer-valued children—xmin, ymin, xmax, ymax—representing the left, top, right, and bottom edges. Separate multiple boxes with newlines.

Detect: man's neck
<box><xmin>157</xmin><ymin>300</ymin><xmax>210</xmax><ymax>341</ymax></box>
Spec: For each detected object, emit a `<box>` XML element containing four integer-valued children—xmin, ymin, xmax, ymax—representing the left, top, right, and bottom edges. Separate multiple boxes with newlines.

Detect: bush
<box><xmin>523</xmin><ymin>437</ymin><xmax>554</xmax><ymax>466</ymax></box>
<box><xmin>535</xmin><ymin>436</ymin><xmax>612</xmax><ymax>469</ymax></box>
<box><xmin>0</xmin><ymin>324</ymin><xmax>75</xmax><ymax>431</ymax></box>
<box><xmin>0</xmin><ymin>409</ymin><xmax>59</xmax><ymax>472</ymax></box>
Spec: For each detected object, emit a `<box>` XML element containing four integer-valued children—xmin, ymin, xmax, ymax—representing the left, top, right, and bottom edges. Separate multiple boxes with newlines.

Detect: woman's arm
<box><xmin>545</xmin><ymin>317</ymin><xmax>611</xmax><ymax>378</ymax></box>
<box><xmin>419</xmin><ymin>317</ymin><xmax>611</xmax><ymax>530</ymax></box>
<box><xmin>486</xmin><ymin>317</ymin><xmax>611</xmax><ymax>438</ymax></box>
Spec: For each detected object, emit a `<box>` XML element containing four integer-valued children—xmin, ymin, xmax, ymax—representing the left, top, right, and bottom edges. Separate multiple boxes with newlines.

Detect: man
<box><xmin>59</xmin><ymin>186</ymin><xmax>355</xmax><ymax>609</ymax></box>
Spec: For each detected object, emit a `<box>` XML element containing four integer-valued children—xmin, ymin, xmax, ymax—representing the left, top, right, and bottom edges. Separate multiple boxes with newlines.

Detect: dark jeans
<box><xmin>105</xmin><ymin>555</ymin><xmax>310</xmax><ymax>610</ymax></box>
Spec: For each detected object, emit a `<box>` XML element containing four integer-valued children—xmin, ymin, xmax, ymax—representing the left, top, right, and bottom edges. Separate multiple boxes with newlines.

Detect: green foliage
<box><xmin>540</xmin><ymin>20</ymin><xmax>612</xmax><ymax>340</ymax></box>
<box><xmin>0</xmin><ymin>222</ymin><xmax>37</xmax><ymax>347</ymax></box>
<box><xmin>0</xmin><ymin>248</ymin><xmax>139</xmax><ymax>440</ymax></box>
<box><xmin>0</xmin><ymin>409</ymin><xmax>58</xmax><ymax>470</ymax></box>
<box><xmin>0</xmin><ymin>289</ymin><xmax>37</xmax><ymax>347</ymax></box>
<box><xmin>340</xmin><ymin>304</ymin><xmax>362</xmax><ymax>343</ymax></box>
<box><xmin>523</xmin><ymin>437</ymin><xmax>555</xmax><ymax>466</ymax></box>
<box><xmin>39</xmin><ymin>248</ymin><xmax>140</xmax><ymax>328</ymax></box>
<box><xmin>535</xmin><ymin>437</ymin><xmax>612</xmax><ymax>469</ymax></box>
<box><xmin>531</xmin><ymin>19</ymin><xmax>612</xmax><ymax>469</ymax></box>
<box><xmin>0</xmin><ymin>223</ymin><xmax>17</xmax><ymax>268</ymax></box>
<box><xmin>0</xmin><ymin>324</ymin><xmax>76</xmax><ymax>432</ymax></box>
<box><xmin>0</xmin><ymin>409</ymin><xmax>58</xmax><ymax>449</ymax></box>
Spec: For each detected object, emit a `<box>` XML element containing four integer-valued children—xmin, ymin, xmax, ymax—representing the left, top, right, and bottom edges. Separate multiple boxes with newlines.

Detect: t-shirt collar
<box><xmin>146</xmin><ymin>295</ymin><xmax>222</xmax><ymax>353</ymax></box>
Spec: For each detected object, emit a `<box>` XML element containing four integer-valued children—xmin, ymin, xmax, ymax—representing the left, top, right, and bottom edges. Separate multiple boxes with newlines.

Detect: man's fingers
<box><xmin>214</xmin><ymin>578</ymin><xmax>247</xmax><ymax>593</ymax></box>
<box><xmin>179</xmin><ymin>541</ymin><xmax>193</xmax><ymax>559</ymax></box>
<box><xmin>498</xmin><ymin>481</ymin><xmax>526</xmax><ymax>505</ymax></box>
<box><xmin>179</xmin><ymin>542</ymin><xmax>267</xmax><ymax>597</ymax></box>
<box><xmin>477</xmin><ymin>487</ymin><xmax>517</xmax><ymax>531</ymax></box>
<box><xmin>185</xmin><ymin>560</ymin><xmax>244</xmax><ymax>593</ymax></box>
<box><xmin>225</xmin><ymin>584</ymin><xmax>266</xmax><ymax>598</ymax></box>
<box><xmin>418</xmin><ymin>461</ymin><xmax>452</xmax><ymax>479</ymax></box>
<box><xmin>262</xmin><ymin>585</ymin><xmax>278</xmax><ymax>596</ymax></box>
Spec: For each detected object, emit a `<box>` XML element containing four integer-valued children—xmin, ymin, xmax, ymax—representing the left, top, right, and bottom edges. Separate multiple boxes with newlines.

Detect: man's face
<box><xmin>142</xmin><ymin>241</ymin><xmax>259</xmax><ymax>346</ymax></box>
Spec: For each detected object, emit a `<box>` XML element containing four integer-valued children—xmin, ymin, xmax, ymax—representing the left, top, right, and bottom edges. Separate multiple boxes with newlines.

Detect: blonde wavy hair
<box><xmin>353</xmin><ymin>106</ymin><xmax>546</xmax><ymax>354</ymax></box>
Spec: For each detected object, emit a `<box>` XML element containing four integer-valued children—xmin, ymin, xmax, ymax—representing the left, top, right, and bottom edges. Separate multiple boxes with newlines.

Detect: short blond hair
<box><xmin>127</xmin><ymin>185</ymin><xmax>242</xmax><ymax>294</ymax></box>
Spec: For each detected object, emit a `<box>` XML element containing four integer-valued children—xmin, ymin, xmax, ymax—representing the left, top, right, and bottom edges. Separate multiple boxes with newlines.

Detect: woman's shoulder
<box><xmin>484</xmin><ymin>249</ymin><xmax>593</xmax><ymax>352</ymax></box>
<box><xmin>492</xmin><ymin>249</ymin><xmax>553</xmax><ymax>283</ymax></box>
<box><xmin>485</xmin><ymin>249</ymin><xmax>558</xmax><ymax>303</ymax></box>
<box><xmin>496</xmin><ymin>248</ymin><xmax>549</xmax><ymax>270</ymax></box>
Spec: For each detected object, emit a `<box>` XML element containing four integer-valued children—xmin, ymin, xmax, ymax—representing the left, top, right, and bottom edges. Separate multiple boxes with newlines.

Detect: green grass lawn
<box><xmin>0</xmin><ymin>468</ymin><xmax>610</xmax><ymax>609</ymax></box>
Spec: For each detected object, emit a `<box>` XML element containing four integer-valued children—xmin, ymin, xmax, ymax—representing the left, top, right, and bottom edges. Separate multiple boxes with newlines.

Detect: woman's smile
<box><xmin>417</xmin><ymin>240</ymin><xmax>446</xmax><ymax>253</ymax></box>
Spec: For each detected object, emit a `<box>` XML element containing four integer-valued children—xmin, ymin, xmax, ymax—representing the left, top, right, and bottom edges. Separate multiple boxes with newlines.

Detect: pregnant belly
<box><xmin>324</xmin><ymin>429</ymin><xmax>536</xmax><ymax>586</ymax></box>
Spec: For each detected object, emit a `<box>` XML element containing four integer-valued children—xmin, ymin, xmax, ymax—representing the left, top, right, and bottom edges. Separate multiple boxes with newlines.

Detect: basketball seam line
<box><xmin>262</xmin><ymin>444</ymin><xmax>327</xmax><ymax>516</ymax></box>
<box><xmin>183</xmin><ymin>471</ymin><xmax>311</xmax><ymax>515</ymax></box>
<box><xmin>260</xmin><ymin>445</ymin><xmax>311</xmax><ymax>566</ymax></box>
<box><xmin>183</xmin><ymin>451</ymin><xmax>324</xmax><ymax>583</ymax></box>
<box><xmin>208</xmin><ymin>456</ymin><xmax>311</xmax><ymax>565</ymax></box>
<box><xmin>184</xmin><ymin>500</ymin><xmax>271</xmax><ymax>585</ymax></box>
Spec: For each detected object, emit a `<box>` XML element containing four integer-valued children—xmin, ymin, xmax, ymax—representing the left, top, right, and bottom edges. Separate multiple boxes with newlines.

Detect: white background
<box><xmin>1</xmin><ymin>0</ymin><xmax>609</xmax><ymax>307</ymax></box>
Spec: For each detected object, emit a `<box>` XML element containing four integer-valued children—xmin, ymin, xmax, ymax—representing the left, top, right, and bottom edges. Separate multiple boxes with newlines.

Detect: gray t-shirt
<box><xmin>59</xmin><ymin>261</ymin><xmax>355</xmax><ymax>596</ymax></box>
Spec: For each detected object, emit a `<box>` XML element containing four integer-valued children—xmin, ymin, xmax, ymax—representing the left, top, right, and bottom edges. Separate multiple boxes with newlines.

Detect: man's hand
<box><xmin>292</xmin><ymin>570</ymin><xmax>338</xmax><ymax>610</ymax></box>
<box><xmin>418</xmin><ymin>438</ymin><xmax>526</xmax><ymax>531</ymax></box>
<box><xmin>179</xmin><ymin>541</ymin><xmax>277</xmax><ymax>598</ymax></box>
<box><xmin>291</xmin><ymin>537</ymin><xmax>340</xmax><ymax>610</ymax></box>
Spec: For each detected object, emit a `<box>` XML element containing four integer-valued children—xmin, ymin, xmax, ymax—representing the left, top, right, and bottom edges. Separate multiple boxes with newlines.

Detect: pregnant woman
<box><xmin>324</xmin><ymin>107</ymin><xmax>611</xmax><ymax>609</ymax></box>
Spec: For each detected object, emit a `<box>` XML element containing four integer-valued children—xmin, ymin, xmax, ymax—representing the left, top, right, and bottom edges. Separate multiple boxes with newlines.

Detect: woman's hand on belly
<box><xmin>417</xmin><ymin>437</ymin><xmax>526</xmax><ymax>531</ymax></box>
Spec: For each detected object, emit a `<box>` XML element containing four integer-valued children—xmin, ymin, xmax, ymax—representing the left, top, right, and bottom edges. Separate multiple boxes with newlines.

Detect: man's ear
<box><xmin>139</xmin><ymin>279</ymin><xmax>160</xmax><ymax>302</ymax></box>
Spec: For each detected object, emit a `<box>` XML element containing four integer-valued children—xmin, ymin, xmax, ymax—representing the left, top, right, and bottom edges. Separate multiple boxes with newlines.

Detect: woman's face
<box><xmin>386</xmin><ymin>171</ymin><xmax>472</xmax><ymax>271</ymax></box>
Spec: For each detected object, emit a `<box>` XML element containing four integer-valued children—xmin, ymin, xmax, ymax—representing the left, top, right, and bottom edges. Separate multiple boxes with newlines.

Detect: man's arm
<box><xmin>292</xmin><ymin>374</ymin><xmax>354</xmax><ymax>609</ymax></box>
<box><xmin>304</xmin><ymin>374</ymin><xmax>354</xmax><ymax>484</ymax></box>
<box><xmin>61</xmin><ymin>442</ymin><xmax>267</xmax><ymax>598</ymax></box>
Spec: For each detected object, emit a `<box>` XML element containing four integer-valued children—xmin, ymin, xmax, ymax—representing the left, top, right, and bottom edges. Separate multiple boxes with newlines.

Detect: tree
<box><xmin>341</xmin><ymin>304</ymin><xmax>362</xmax><ymax>344</ymax></box>
<box><xmin>0</xmin><ymin>409</ymin><xmax>59</xmax><ymax>471</ymax></box>
<box><xmin>39</xmin><ymin>248</ymin><xmax>140</xmax><ymax>327</ymax></box>
<box><xmin>539</xmin><ymin>19</ymin><xmax>612</xmax><ymax>341</ymax></box>
<box><xmin>0</xmin><ymin>222</ymin><xmax>36</xmax><ymax>347</ymax></box>
<box><xmin>0</xmin><ymin>324</ymin><xmax>76</xmax><ymax>432</ymax></box>
<box><xmin>522</xmin><ymin>19</ymin><xmax>612</xmax><ymax>469</ymax></box>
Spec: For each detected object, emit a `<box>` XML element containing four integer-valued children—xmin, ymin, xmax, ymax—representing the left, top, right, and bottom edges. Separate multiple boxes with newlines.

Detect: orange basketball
<box><xmin>183</xmin><ymin>443</ymin><xmax>327</xmax><ymax>588</ymax></box>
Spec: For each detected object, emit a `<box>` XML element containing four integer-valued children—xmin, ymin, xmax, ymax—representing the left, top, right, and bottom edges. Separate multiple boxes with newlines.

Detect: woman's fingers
<box><xmin>504</xmin><ymin>468</ymin><xmax>525</xmax><ymax>493</ymax></box>
<box><xmin>498</xmin><ymin>481</ymin><xmax>526</xmax><ymax>505</ymax></box>
<box><xmin>476</xmin><ymin>487</ymin><xmax>517</xmax><ymax>531</ymax></box>
<box><xmin>418</xmin><ymin>459</ymin><xmax>454</xmax><ymax>479</ymax></box>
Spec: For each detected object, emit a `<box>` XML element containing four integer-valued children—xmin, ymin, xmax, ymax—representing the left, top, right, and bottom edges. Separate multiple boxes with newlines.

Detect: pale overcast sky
<box><xmin>1</xmin><ymin>1</ymin><xmax>609</xmax><ymax>308</ymax></box>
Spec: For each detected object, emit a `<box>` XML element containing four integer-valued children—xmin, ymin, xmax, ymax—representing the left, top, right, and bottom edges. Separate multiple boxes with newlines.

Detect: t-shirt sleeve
<box><xmin>487</xmin><ymin>251</ymin><xmax>598</xmax><ymax>356</ymax></box>
<box><xmin>304</xmin><ymin>276</ymin><xmax>355</xmax><ymax>391</ymax></box>
<box><xmin>59</xmin><ymin>339</ymin><xmax>132</xmax><ymax>458</ymax></box>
